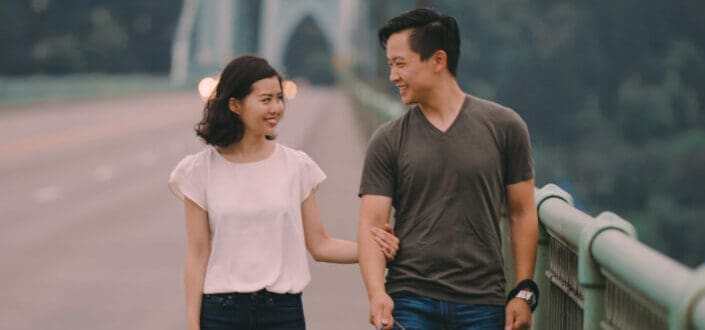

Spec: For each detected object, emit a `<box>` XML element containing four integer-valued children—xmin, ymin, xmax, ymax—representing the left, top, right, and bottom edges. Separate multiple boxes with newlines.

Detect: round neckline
<box><xmin>213</xmin><ymin>143</ymin><xmax>279</xmax><ymax>166</ymax></box>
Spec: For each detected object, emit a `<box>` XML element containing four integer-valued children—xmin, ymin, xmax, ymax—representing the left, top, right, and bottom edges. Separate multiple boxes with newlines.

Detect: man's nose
<box><xmin>389</xmin><ymin>68</ymin><xmax>400</xmax><ymax>82</ymax></box>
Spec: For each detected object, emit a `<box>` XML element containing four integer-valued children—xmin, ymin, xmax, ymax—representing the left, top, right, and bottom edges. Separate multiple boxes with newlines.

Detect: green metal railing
<box><xmin>342</xmin><ymin>73</ymin><xmax>705</xmax><ymax>330</ymax></box>
<box><xmin>535</xmin><ymin>185</ymin><xmax>705</xmax><ymax>330</ymax></box>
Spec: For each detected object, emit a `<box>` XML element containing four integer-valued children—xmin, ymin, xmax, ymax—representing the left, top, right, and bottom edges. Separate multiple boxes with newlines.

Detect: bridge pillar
<box><xmin>579</xmin><ymin>212</ymin><xmax>637</xmax><ymax>329</ymax></box>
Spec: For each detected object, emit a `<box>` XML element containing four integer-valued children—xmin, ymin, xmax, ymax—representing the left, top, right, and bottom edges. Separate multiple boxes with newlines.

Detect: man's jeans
<box><xmin>392</xmin><ymin>291</ymin><xmax>505</xmax><ymax>330</ymax></box>
<box><xmin>200</xmin><ymin>290</ymin><xmax>305</xmax><ymax>330</ymax></box>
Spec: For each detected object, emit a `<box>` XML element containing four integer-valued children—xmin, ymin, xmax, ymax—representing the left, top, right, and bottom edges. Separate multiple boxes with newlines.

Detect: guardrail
<box><xmin>535</xmin><ymin>184</ymin><xmax>705</xmax><ymax>330</ymax></box>
<box><xmin>341</xmin><ymin>73</ymin><xmax>705</xmax><ymax>330</ymax></box>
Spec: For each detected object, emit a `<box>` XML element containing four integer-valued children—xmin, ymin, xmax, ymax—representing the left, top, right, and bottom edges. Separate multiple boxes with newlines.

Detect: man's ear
<box><xmin>228</xmin><ymin>97</ymin><xmax>241</xmax><ymax>115</ymax></box>
<box><xmin>431</xmin><ymin>50</ymin><xmax>448</xmax><ymax>73</ymax></box>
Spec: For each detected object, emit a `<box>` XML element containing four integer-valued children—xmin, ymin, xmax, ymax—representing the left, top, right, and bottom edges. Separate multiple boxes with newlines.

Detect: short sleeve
<box><xmin>298</xmin><ymin>151</ymin><xmax>327</xmax><ymax>202</ymax></box>
<box><xmin>359</xmin><ymin>126</ymin><xmax>396</xmax><ymax>197</ymax></box>
<box><xmin>168</xmin><ymin>152</ymin><xmax>208</xmax><ymax>210</ymax></box>
<box><xmin>503</xmin><ymin>112</ymin><xmax>535</xmax><ymax>185</ymax></box>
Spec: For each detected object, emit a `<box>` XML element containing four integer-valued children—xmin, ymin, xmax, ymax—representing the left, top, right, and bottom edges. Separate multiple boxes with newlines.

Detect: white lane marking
<box><xmin>93</xmin><ymin>164</ymin><xmax>115</xmax><ymax>182</ymax></box>
<box><xmin>34</xmin><ymin>185</ymin><xmax>61</xmax><ymax>203</ymax></box>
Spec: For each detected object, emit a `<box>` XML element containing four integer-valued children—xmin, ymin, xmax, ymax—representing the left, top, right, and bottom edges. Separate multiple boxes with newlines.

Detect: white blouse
<box><xmin>168</xmin><ymin>143</ymin><xmax>326</xmax><ymax>294</ymax></box>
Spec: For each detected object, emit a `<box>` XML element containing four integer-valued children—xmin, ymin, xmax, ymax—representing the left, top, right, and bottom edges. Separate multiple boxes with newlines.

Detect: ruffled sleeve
<box><xmin>168</xmin><ymin>151</ymin><xmax>209</xmax><ymax>210</ymax></box>
<box><xmin>297</xmin><ymin>151</ymin><xmax>327</xmax><ymax>202</ymax></box>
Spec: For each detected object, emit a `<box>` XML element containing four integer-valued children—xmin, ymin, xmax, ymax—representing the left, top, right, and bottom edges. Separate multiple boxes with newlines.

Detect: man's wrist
<box><xmin>506</xmin><ymin>278</ymin><xmax>539</xmax><ymax>311</ymax></box>
<box><xmin>368</xmin><ymin>289</ymin><xmax>388</xmax><ymax>300</ymax></box>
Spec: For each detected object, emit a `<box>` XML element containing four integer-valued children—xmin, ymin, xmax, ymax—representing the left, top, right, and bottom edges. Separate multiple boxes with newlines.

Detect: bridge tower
<box><xmin>170</xmin><ymin>0</ymin><xmax>378</xmax><ymax>85</ymax></box>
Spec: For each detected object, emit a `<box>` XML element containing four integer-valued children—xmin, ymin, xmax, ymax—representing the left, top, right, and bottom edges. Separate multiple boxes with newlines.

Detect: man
<box><xmin>357</xmin><ymin>8</ymin><xmax>539</xmax><ymax>330</ymax></box>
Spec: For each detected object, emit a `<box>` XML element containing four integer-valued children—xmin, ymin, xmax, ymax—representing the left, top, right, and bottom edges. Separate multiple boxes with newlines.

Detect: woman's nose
<box><xmin>271</xmin><ymin>99</ymin><xmax>284</xmax><ymax>115</ymax></box>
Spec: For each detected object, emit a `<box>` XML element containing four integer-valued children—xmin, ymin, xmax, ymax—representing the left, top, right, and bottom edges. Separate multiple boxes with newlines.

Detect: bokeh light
<box><xmin>283</xmin><ymin>80</ymin><xmax>298</xmax><ymax>100</ymax></box>
<box><xmin>198</xmin><ymin>76</ymin><xmax>218</xmax><ymax>101</ymax></box>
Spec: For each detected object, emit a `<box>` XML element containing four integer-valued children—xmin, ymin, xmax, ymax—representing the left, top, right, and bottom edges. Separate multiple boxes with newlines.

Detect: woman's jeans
<box><xmin>391</xmin><ymin>291</ymin><xmax>505</xmax><ymax>330</ymax></box>
<box><xmin>200</xmin><ymin>290</ymin><xmax>305</xmax><ymax>330</ymax></box>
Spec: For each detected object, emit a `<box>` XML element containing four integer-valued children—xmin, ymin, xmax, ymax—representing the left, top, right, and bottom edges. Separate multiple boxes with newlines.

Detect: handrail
<box><xmin>537</xmin><ymin>185</ymin><xmax>705</xmax><ymax>330</ymax></box>
<box><xmin>341</xmin><ymin>73</ymin><xmax>705</xmax><ymax>329</ymax></box>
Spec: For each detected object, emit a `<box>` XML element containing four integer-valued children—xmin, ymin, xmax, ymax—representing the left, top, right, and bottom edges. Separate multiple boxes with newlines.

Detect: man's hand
<box><xmin>369</xmin><ymin>292</ymin><xmax>394</xmax><ymax>329</ymax></box>
<box><xmin>505</xmin><ymin>298</ymin><xmax>531</xmax><ymax>330</ymax></box>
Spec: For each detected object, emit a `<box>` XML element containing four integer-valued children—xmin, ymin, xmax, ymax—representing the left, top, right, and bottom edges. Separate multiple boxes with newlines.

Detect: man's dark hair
<box><xmin>196</xmin><ymin>55</ymin><xmax>282</xmax><ymax>147</ymax></box>
<box><xmin>378</xmin><ymin>8</ymin><xmax>460</xmax><ymax>76</ymax></box>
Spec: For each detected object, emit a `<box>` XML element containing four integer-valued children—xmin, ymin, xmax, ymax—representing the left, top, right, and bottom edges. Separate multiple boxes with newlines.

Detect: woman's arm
<box><xmin>302</xmin><ymin>187</ymin><xmax>398</xmax><ymax>263</ymax></box>
<box><xmin>183</xmin><ymin>197</ymin><xmax>211</xmax><ymax>330</ymax></box>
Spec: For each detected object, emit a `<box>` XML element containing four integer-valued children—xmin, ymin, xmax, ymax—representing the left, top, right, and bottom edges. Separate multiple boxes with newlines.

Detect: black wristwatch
<box><xmin>506</xmin><ymin>279</ymin><xmax>539</xmax><ymax>311</ymax></box>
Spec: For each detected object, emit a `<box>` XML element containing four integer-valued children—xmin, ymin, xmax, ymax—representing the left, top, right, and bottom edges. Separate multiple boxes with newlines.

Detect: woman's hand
<box><xmin>371</xmin><ymin>224</ymin><xmax>400</xmax><ymax>261</ymax></box>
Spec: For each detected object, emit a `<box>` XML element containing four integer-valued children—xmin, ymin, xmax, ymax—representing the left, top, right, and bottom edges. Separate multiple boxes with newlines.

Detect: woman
<box><xmin>168</xmin><ymin>55</ymin><xmax>399</xmax><ymax>330</ymax></box>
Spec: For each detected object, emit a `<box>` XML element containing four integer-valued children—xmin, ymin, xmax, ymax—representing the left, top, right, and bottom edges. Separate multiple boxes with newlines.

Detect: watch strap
<box><xmin>506</xmin><ymin>278</ymin><xmax>539</xmax><ymax>312</ymax></box>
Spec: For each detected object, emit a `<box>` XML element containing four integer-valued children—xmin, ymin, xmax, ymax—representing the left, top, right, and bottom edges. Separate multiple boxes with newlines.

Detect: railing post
<box><xmin>670</xmin><ymin>265</ymin><xmax>705</xmax><ymax>329</ymax></box>
<box><xmin>579</xmin><ymin>212</ymin><xmax>637</xmax><ymax>329</ymax></box>
<box><xmin>534</xmin><ymin>184</ymin><xmax>575</xmax><ymax>330</ymax></box>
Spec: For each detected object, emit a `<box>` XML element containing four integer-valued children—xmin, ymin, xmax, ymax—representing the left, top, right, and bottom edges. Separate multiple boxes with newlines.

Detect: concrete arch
<box><xmin>170</xmin><ymin>0</ymin><xmax>369</xmax><ymax>84</ymax></box>
<box><xmin>259</xmin><ymin>0</ymin><xmax>355</xmax><ymax>72</ymax></box>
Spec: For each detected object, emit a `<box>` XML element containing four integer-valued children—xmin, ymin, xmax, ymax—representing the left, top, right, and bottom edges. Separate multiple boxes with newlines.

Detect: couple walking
<box><xmin>169</xmin><ymin>8</ymin><xmax>538</xmax><ymax>330</ymax></box>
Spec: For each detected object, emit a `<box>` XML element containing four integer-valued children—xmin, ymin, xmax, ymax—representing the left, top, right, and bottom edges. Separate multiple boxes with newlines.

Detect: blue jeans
<box><xmin>391</xmin><ymin>292</ymin><xmax>505</xmax><ymax>330</ymax></box>
<box><xmin>200</xmin><ymin>290</ymin><xmax>305</xmax><ymax>330</ymax></box>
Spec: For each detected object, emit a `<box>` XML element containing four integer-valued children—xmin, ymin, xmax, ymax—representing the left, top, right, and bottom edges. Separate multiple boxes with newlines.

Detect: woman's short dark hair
<box><xmin>195</xmin><ymin>55</ymin><xmax>283</xmax><ymax>147</ymax></box>
<box><xmin>378</xmin><ymin>8</ymin><xmax>460</xmax><ymax>76</ymax></box>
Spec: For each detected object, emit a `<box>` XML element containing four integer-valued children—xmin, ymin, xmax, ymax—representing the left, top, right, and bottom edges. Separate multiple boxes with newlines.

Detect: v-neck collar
<box><xmin>415</xmin><ymin>95</ymin><xmax>470</xmax><ymax>136</ymax></box>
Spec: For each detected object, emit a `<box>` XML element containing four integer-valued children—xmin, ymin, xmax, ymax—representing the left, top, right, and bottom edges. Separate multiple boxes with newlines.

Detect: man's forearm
<box><xmin>358</xmin><ymin>223</ymin><xmax>388</xmax><ymax>298</ymax></box>
<box><xmin>509</xmin><ymin>212</ymin><xmax>538</xmax><ymax>283</ymax></box>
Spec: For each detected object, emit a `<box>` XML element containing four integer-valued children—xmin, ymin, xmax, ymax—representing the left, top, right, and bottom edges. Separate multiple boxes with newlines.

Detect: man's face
<box><xmin>385</xmin><ymin>29</ymin><xmax>435</xmax><ymax>105</ymax></box>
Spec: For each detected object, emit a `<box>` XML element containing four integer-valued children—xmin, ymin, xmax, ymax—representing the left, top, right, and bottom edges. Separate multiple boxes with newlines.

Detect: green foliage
<box><xmin>0</xmin><ymin>0</ymin><xmax>181</xmax><ymax>75</ymax></box>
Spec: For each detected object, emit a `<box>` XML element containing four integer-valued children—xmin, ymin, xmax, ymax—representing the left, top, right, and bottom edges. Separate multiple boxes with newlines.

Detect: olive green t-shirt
<box><xmin>359</xmin><ymin>94</ymin><xmax>534</xmax><ymax>305</ymax></box>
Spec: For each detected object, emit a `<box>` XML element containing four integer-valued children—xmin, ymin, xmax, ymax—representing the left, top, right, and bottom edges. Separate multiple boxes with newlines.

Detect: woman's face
<box><xmin>230</xmin><ymin>76</ymin><xmax>284</xmax><ymax>138</ymax></box>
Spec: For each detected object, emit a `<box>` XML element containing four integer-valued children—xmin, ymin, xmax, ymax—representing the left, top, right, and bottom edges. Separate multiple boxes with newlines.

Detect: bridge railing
<box><xmin>340</xmin><ymin>73</ymin><xmax>705</xmax><ymax>330</ymax></box>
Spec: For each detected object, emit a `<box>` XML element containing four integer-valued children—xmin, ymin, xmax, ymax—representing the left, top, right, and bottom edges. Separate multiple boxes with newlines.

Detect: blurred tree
<box><xmin>0</xmin><ymin>1</ymin><xmax>34</xmax><ymax>74</ymax></box>
<box><xmin>0</xmin><ymin>0</ymin><xmax>181</xmax><ymax>75</ymax></box>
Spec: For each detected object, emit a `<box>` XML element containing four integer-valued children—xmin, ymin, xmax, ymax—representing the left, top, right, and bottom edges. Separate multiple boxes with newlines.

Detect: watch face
<box><xmin>517</xmin><ymin>290</ymin><xmax>536</xmax><ymax>305</ymax></box>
